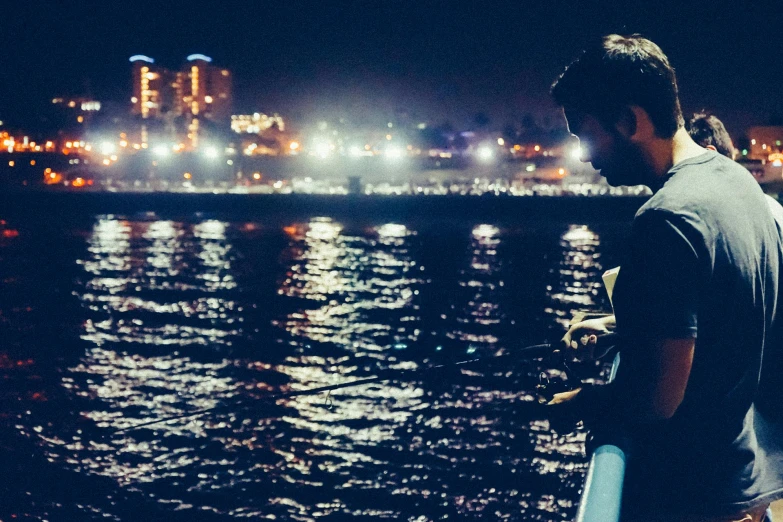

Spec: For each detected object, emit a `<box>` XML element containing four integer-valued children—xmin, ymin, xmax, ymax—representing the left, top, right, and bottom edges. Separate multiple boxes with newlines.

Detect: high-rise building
<box><xmin>181</xmin><ymin>54</ymin><xmax>232</xmax><ymax>121</ymax></box>
<box><xmin>129</xmin><ymin>54</ymin><xmax>232</xmax><ymax>122</ymax></box>
<box><xmin>130</xmin><ymin>54</ymin><xmax>232</xmax><ymax>148</ymax></box>
<box><xmin>130</xmin><ymin>55</ymin><xmax>170</xmax><ymax>119</ymax></box>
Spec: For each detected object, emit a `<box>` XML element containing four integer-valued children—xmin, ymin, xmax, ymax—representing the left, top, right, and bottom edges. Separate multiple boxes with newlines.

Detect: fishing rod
<box><xmin>110</xmin><ymin>333</ymin><xmax>620</xmax><ymax>435</ymax></box>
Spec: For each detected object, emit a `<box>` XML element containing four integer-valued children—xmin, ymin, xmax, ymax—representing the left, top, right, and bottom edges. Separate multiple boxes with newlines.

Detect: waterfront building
<box><xmin>52</xmin><ymin>97</ymin><xmax>102</xmax><ymax>126</ymax></box>
<box><xmin>180</xmin><ymin>54</ymin><xmax>232</xmax><ymax>122</ymax></box>
<box><xmin>747</xmin><ymin>126</ymin><xmax>783</xmax><ymax>163</ymax></box>
<box><xmin>129</xmin><ymin>55</ymin><xmax>171</xmax><ymax>119</ymax></box>
<box><xmin>231</xmin><ymin>113</ymin><xmax>285</xmax><ymax>134</ymax></box>
<box><xmin>129</xmin><ymin>54</ymin><xmax>232</xmax><ymax>122</ymax></box>
<box><xmin>129</xmin><ymin>54</ymin><xmax>232</xmax><ymax>148</ymax></box>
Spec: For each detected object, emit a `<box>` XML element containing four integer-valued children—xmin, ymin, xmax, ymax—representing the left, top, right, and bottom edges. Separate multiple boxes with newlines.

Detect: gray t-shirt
<box><xmin>611</xmin><ymin>151</ymin><xmax>783</xmax><ymax>516</ymax></box>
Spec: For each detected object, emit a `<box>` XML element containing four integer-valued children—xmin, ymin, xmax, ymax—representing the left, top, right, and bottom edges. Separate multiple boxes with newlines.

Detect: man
<box><xmin>564</xmin><ymin>112</ymin><xmax>783</xmax><ymax>349</ymax></box>
<box><xmin>687</xmin><ymin>112</ymin><xmax>737</xmax><ymax>158</ymax></box>
<box><xmin>688</xmin><ymin>111</ymin><xmax>783</xmax><ymax>226</ymax></box>
<box><xmin>549</xmin><ymin>35</ymin><xmax>783</xmax><ymax>521</ymax></box>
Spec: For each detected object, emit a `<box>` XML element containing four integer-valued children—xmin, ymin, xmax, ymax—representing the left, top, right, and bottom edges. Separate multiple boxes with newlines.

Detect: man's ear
<box><xmin>614</xmin><ymin>107</ymin><xmax>637</xmax><ymax>138</ymax></box>
<box><xmin>620</xmin><ymin>106</ymin><xmax>656</xmax><ymax>142</ymax></box>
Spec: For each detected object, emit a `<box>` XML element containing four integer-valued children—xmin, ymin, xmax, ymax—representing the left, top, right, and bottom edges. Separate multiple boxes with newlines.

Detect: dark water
<box><xmin>0</xmin><ymin>202</ymin><xmax>630</xmax><ymax>521</ymax></box>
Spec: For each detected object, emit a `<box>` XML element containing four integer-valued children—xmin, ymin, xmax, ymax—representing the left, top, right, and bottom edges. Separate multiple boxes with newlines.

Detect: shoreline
<box><xmin>0</xmin><ymin>191</ymin><xmax>648</xmax><ymax>223</ymax></box>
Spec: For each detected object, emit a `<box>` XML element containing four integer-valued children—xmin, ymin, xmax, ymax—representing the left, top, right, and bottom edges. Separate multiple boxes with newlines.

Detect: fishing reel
<box><xmin>536</xmin><ymin>323</ymin><xmax>620</xmax><ymax>405</ymax></box>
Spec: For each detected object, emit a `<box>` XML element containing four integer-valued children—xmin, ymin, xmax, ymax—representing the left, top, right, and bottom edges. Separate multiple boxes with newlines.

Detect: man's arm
<box><xmin>611</xmin><ymin>336</ymin><xmax>694</xmax><ymax>421</ymax></box>
<box><xmin>551</xmin><ymin>210</ymin><xmax>704</xmax><ymax>424</ymax></box>
<box><xmin>549</xmin><ymin>336</ymin><xmax>693</xmax><ymax>423</ymax></box>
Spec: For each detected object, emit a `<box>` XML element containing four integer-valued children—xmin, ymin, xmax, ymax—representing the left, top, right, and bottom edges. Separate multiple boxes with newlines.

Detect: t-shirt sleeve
<box><xmin>616</xmin><ymin>210</ymin><xmax>705</xmax><ymax>340</ymax></box>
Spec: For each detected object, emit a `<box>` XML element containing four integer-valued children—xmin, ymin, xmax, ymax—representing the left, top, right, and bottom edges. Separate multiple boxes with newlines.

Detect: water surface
<box><xmin>0</xmin><ymin>207</ymin><xmax>627</xmax><ymax>521</ymax></box>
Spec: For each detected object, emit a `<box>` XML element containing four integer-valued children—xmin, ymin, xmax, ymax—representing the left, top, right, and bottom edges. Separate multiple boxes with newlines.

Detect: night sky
<box><xmin>3</xmin><ymin>0</ymin><xmax>782</xmax><ymax>134</ymax></box>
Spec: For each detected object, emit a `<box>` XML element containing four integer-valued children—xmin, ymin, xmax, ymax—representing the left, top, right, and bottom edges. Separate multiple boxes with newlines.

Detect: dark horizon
<box><xmin>3</xmin><ymin>0</ymin><xmax>782</xmax><ymax>134</ymax></box>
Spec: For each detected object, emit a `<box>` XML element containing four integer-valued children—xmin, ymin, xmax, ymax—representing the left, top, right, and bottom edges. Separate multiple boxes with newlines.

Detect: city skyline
<box><xmin>2</xmin><ymin>0</ymin><xmax>782</xmax><ymax>135</ymax></box>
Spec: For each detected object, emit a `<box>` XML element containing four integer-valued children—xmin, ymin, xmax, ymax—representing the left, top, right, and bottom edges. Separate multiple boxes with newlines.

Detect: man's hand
<box><xmin>561</xmin><ymin>315</ymin><xmax>616</xmax><ymax>361</ymax></box>
<box><xmin>545</xmin><ymin>385</ymin><xmax>615</xmax><ymax>434</ymax></box>
<box><xmin>547</xmin><ymin>387</ymin><xmax>583</xmax><ymax>405</ymax></box>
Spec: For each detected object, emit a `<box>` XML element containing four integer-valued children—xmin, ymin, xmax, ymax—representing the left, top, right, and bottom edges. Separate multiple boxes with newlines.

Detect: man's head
<box><xmin>551</xmin><ymin>35</ymin><xmax>685</xmax><ymax>186</ymax></box>
<box><xmin>687</xmin><ymin>112</ymin><xmax>736</xmax><ymax>159</ymax></box>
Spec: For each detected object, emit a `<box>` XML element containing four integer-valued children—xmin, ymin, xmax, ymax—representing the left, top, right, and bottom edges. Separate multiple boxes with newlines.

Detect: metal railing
<box><xmin>575</xmin><ymin>352</ymin><xmax>628</xmax><ymax>522</ymax></box>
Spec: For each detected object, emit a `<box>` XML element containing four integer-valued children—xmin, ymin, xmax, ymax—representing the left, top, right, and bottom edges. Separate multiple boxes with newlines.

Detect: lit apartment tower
<box><xmin>181</xmin><ymin>54</ymin><xmax>232</xmax><ymax>121</ymax></box>
<box><xmin>130</xmin><ymin>54</ymin><xmax>231</xmax><ymax>121</ymax></box>
<box><xmin>129</xmin><ymin>55</ymin><xmax>170</xmax><ymax>119</ymax></box>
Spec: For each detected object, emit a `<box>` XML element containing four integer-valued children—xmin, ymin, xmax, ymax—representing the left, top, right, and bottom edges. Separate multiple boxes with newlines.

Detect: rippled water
<box><xmin>0</xmin><ymin>210</ymin><xmax>625</xmax><ymax>521</ymax></box>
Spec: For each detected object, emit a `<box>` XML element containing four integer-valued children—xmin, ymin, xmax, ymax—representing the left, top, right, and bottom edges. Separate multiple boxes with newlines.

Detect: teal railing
<box><xmin>575</xmin><ymin>352</ymin><xmax>628</xmax><ymax>522</ymax></box>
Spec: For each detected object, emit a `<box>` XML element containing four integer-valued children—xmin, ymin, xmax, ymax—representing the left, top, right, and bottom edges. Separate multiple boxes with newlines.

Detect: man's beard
<box><xmin>596</xmin><ymin>135</ymin><xmax>651</xmax><ymax>187</ymax></box>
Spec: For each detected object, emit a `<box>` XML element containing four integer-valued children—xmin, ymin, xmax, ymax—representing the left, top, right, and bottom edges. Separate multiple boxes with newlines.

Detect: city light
<box><xmin>81</xmin><ymin>101</ymin><xmax>101</xmax><ymax>111</ymax></box>
<box><xmin>289</xmin><ymin>141</ymin><xmax>300</xmax><ymax>151</ymax></box>
<box><xmin>231</xmin><ymin>113</ymin><xmax>285</xmax><ymax>134</ymax></box>
<box><xmin>153</xmin><ymin>144</ymin><xmax>170</xmax><ymax>157</ymax></box>
<box><xmin>183</xmin><ymin>172</ymin><xmax>192</xmax><ymax>180</ymax></box>
<box><xmin>129</xmin><ymin>55</ymin><xmax>154</xmax><ymax>63</ymax></box>
<box><xmin>203</xmin><ymin>145</ymin><xmax>219</xmax><ymax>158</ymax></box>
<box><xmin>571</xmin><ymin>145</ymin><xmax>582</xmax><ymax>160</ymax></box>
<box><xmin>385</xmin><ymin>145</ymin><xmax>403</xmax><ymax>160</ymax></box>
<box><xmin>314</xmin><ymin>141</ymin><xmax>332</xmax><ymax>159</ymax></box>
<box><xmin>100</xmin><ymin>142</ymin><xmax>115</xmax><ymax>155</ymax></box>
<box><xmin>477</xmin><ymin>145</ymin><xmax>494</xmax><ymax>162</ymax></box>
<box><xmin>187</xmin><ymin>54</ymin><xmax>212</xmax><ymax>62</ymax></box>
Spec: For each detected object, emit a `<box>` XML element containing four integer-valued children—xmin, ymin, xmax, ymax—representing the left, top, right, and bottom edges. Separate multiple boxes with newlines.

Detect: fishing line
<box><xmin>110</xmin><ymin>341</ymin><xmax>555</xmax><ymax>435</ymax></box>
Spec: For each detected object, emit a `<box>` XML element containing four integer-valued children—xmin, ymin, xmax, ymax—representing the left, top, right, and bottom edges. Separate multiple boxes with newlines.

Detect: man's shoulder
<box><xmin>637</xmin><ymin>154</ymin><xmax>762</xmax><ymax>219</ymax></box>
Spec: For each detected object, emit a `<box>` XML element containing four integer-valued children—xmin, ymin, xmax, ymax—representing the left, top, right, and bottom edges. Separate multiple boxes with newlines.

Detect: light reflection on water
<box><xmin>274</xmin><ymin>217</ymin><xmax>426</xmax><ymax>488</ymax></box>
<box><xmin>277</xmin><ymin>217</ymin><xmax>422</xmax><ymax>354</ymax></box>
<box><xmin>2</xmin><ymin>216</ymin><xmax>620</xmax><ymax>521</ymax></box>
<box><xmin>545</xmin><ymin>225</ymin><xmax>604</xmax><ymax>328</ymax></box>
<box><xmin>447</xmin><ymin>224</ymin><xmax>505</xmax><ymax>349</ymax></box>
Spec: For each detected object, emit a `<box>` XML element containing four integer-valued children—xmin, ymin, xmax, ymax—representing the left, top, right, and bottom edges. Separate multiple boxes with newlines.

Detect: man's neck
<box><xmin>643</xmin><ymin>128</ymin><xmax>706</xmax><ymax>188</ymax></box>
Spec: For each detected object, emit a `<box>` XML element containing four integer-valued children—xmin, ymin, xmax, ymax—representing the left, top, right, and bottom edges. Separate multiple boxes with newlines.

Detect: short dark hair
<box><xmin>687</xmin><ymin>112</ymin><xmax>735</xmax><ymax>158</ymax></box>
<box><xmin>551</xmin><ymin>34</ymin><xmax>684</xmax><ymax>138</ymax></box>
